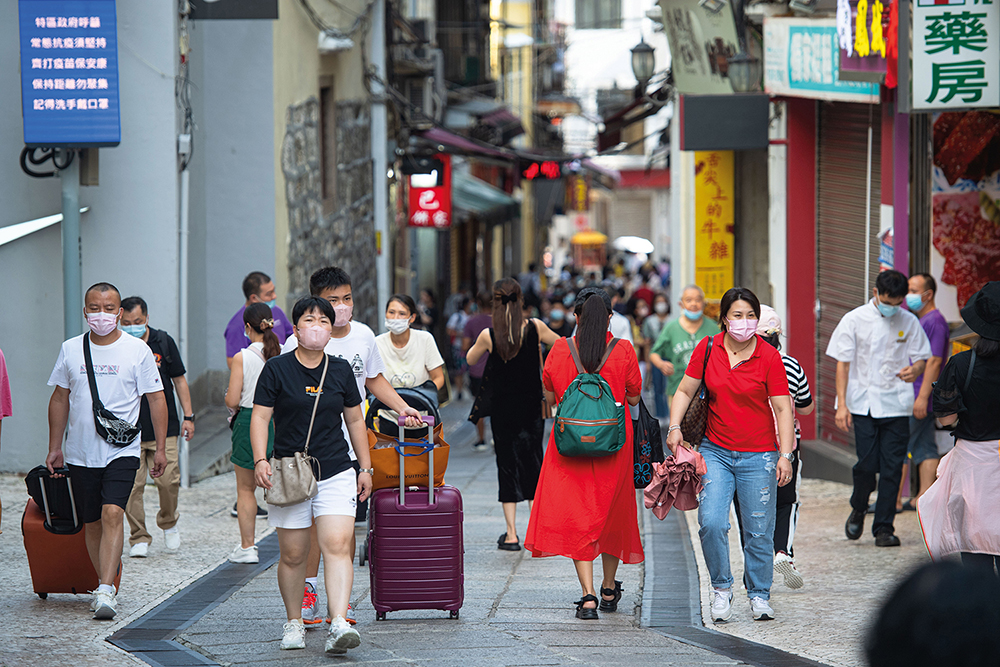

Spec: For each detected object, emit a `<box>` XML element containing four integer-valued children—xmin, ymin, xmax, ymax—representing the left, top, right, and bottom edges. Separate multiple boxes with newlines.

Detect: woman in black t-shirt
<box><xmin>250</xmin><ymin>297</ymin><xmax>372</xmax><ymax>654</ymax></box>
<box><xmin>921</xmin><ymin>282</ymin><xmax>1000</xmax><ymax>575</ymax></box>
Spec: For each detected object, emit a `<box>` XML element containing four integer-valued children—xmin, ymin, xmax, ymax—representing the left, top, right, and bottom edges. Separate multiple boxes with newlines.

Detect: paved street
<box><xmin>0</xmin><ymin>398</ymin><xmax>932</xmax><ymax>667</ymax></box>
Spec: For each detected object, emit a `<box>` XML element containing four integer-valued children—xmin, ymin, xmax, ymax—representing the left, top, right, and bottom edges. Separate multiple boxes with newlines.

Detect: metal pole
<box><xmin>370</xmin><ymin>0</ymin><xmax>390</xmax><ymax>330</ymax></box>
<box><xmin>864</xmin><ymin>105</ymin><xmax>873</xmax><ymax>299</ymax></box>
<box><xmin>178</xmin><ymin>164</ymin><xmax>191</xmax><ymax>489</ymax></box>
<box><xmin>61</xmin><ymin>149</ymin><xmax>82</xmax><ymax>340</ymax></box>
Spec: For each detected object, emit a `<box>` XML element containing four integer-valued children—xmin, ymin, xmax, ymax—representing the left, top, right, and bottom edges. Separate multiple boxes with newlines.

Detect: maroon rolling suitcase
<box><xmin>368</xmin><ymin>416</ymin><xmax>464</xmax><ymax>620</ymax></box>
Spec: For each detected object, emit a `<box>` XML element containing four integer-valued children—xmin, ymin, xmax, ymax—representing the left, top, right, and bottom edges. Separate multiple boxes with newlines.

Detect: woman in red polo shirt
<box><xmin>666</xmin><ymin>287</ymin><xmax>795</xmax><ymax>624</ymax></box>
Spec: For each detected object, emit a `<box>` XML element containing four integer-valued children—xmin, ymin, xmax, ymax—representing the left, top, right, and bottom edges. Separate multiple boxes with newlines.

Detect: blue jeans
<box><xmin>697</xmin><ymin>439</ymin><xmax>778</xmax><ymax>600</ymax></box>
<box><xmin>651</xmin><ymin>367</ymin><xmax>669</xmax><ymax>419</ymax></box>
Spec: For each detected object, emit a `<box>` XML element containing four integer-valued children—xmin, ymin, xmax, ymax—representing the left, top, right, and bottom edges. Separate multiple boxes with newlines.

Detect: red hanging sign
<box><xmin>408</xmin><ymin>153</ymin><xmax>452</xmax><ymax>228</ymax></box>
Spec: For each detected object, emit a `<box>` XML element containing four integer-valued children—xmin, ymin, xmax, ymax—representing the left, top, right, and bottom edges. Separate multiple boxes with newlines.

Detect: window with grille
<box><xmin>575</xmin><ymin>0</ymin><xmax>622</xmax><ymax>29</ymax></box>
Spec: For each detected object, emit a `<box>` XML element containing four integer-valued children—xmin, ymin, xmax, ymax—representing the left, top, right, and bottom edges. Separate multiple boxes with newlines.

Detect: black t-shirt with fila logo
<box><xmin>254</xmin><ymin>351</ymin><xmax>362</xmax><ymax>481</ymax></box>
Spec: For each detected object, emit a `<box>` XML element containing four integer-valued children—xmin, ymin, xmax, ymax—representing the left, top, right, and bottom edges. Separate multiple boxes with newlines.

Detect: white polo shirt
<box><xmin>825</xmin><ymin>300</ymin><xmax>932</xmax><ymax>418</ymax></box>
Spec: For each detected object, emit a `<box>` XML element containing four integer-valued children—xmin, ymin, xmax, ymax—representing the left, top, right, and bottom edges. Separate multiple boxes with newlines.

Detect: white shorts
<box><xmin>267</xmin><ymin>468</ymin><xmax>358</xmax><ymax>529</ymax></box>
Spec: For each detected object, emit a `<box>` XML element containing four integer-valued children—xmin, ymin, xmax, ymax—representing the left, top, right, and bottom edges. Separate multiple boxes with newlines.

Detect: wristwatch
<box><xmin>183</xmin><ymin>414</ymin><xmax>196</xmax><ymax>422</ymax></box>
<box><xmin>780</xmin><ymin>452</ymin><xmax>794</xmax><ymax>461</ymax></box>
<box><xmin>359</xmin><ymin>467</ymin><xmax>375</xmax><ymax>476</ymax></box>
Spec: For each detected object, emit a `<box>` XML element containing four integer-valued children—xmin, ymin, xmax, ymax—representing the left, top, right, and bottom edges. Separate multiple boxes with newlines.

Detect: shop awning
<box><xmin>452</xmin><ymin>171</ymin><xmax>519</xmax><ymax>222</ymax></box>
<box><xmin>571</xmin><ymin>230</ymin><xmax>608</xmax><ymax>245</ymax></box>
<box><xmin>414</xmin><ymin>127</ymin><xmax>511</xmax><ymax>159</ymax></box>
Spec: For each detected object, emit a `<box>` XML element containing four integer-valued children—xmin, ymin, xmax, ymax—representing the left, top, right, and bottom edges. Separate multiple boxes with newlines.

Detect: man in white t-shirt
<box><xmin>46</xmin><ymin>283</ymin><xmax>168</xmax><ymax>620</ymax></box>
<box><xmin>282</xmin><ymin>266</ymin><xmax>421</xmax><ymax>626</ymax></box>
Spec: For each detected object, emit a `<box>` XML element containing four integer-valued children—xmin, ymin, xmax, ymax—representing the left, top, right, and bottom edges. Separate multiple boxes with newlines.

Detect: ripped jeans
<box><xmin>697</xmin><ymin>439</ymin><xmax>777</xmax><ymax>600</ymax></box>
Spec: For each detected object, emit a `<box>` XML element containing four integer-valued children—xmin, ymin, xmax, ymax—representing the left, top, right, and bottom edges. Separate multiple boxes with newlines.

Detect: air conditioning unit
<box><xmin>410</xmin><ymin>18</ymin><xmax>435</xmax><ymax>45</ymax></box>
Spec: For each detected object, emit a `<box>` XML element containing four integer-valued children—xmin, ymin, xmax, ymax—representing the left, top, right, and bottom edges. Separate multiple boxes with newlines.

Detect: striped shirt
<box><xmin>782</xmin><ymin>354</ymin><xmax>812</xmax><ymax>440</ymax></box>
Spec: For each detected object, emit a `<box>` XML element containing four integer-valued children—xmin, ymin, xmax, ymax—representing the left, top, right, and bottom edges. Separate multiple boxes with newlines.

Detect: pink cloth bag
<box><xmin>918</xmin><ymin>438</ymin><xmax>1000</xmax><ymax>561</ymax></box>
<box><xmin>643</xmin><ymin>445</ymin><xmax>708</xmax><ymax>520</ymax></box>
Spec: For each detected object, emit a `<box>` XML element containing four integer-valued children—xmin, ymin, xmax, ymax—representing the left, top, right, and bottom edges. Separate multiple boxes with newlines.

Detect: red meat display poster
<box><xmin>931</xmin><ymin>111</ymin><xmax>1000</xmax><ymax>321</ymax></box>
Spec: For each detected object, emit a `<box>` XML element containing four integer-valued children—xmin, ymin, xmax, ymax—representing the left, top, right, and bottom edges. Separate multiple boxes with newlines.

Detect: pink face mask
<box><xmin>727</xmin><ymin>318</ymin><xmax>757</xmax><ymax>343</ymax></box>
<box><xmin>333</xmin><ymin>303</ymin><xmax>353</xmax><ymax>327</ymax></box>
<box><xmin>298</xmin><ymin>325</ymin><xmax>332</xmax><ymax>351</ymax></box>
<box><xmin>86</xmin><ymin>311</ymin><xmax>119</xmax><ymax>337</ymax></box>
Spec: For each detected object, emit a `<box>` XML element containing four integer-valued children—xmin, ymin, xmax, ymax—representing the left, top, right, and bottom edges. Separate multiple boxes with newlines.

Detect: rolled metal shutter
<box><xmin>609</xmin><ymin>195</ymin><xmax>652</xmax><ymax>242</ymax></box>
<box><xmin>815</xmin><ymin>102</ymin><xmax>882</xmax><ymax>448</ymax></box>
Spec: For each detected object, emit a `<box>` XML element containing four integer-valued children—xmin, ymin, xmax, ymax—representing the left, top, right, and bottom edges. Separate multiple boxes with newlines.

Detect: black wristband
<box><xmin>183</xmin><ymin>414</ymin><xmax>195</xmax><ymax>422</ymax></box>
<box><xmin>254</xmin><ymin>458</ymin><xmax>268</xmax><ymax>467</ymax></box>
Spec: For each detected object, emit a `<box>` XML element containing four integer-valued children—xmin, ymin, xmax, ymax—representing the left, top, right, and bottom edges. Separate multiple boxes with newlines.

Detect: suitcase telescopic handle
<box><xmin>396</xmin><ymin>415</ymin><xmax>436</xmax><ymax>505</ymax></box>
<box><xmin>39</xmin><ymin>468</ymin><xmax>80</xmax><ymax>532</ymax></box>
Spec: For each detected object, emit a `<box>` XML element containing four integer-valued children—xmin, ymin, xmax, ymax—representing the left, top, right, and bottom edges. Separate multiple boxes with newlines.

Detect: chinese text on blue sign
<box><xmin>18</xmin><ymin>0</ymin><xmax>120</xmax><ymax>147</ymax></box>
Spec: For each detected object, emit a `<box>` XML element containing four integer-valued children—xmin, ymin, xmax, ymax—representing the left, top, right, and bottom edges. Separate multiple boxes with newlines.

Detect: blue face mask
<box><xmin>122</xmin><ymin>323</ymin><xmax>146</xmax><ymax>338</ymax></box>
<box><xmin>550</xmin><ymin>309</ymin><xmax>565</xmax><ymax>321</ymax></box>
<box><xmin>264</xmin><ymin>299</ymin><xmax>277</xmax><ymax>309</ymax></box>
<box><xmin>875</xmin><ymin>296</ymin><xmax>900</xmax><ymax>318</ymax></box>
<box><xmin>682</xmin><ymin>308</ymin><xmax>703</xmax><ymax>321</ymax></box>
<box><xmin>905</xmin><ymin>293</ymin><xmax>924</xmax><ymax>311</ymax></box>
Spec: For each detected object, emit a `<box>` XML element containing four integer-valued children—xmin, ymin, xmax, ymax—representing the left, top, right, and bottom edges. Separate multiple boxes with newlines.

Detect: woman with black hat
<box><xmin>919</xmin><ymin>282</ymin><xmax>1000</xmax><ymax>575</ymax></box>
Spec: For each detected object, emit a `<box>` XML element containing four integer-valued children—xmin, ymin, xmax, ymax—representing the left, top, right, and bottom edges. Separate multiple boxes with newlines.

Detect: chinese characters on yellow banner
<box><xmin>694</xmin><ymin>150</ymin><xmax>734</xmax><ymax>300</ymax></box>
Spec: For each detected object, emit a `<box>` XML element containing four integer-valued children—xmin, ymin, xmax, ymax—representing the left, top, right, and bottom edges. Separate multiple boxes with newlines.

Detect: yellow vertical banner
<box><xmin>694</xmin><ymin>150</ymin><xmax>735</xmax><ymax>300</ymax></box>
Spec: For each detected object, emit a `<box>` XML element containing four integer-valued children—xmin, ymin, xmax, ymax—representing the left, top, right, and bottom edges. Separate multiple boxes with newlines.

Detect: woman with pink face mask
<box><xmin>249</xmin><ymin>296</ymin><xmax>372</xmax><ymax>655</ymax></box>
<box><xmin>665</xmin><ymin>287</ymin><xmax>796</xmax><ymax>624</ymax></box>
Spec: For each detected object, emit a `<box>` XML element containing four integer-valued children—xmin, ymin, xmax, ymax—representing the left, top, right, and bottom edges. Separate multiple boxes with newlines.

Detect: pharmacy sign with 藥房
<box><xmin>912</xmin><ymin>0</ymin><xmax>1000</xmax><ymax>110</ymax></box>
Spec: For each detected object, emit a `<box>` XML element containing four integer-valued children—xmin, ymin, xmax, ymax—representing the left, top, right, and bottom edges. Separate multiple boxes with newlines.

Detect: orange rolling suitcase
<box><xmin>22</xmin><ymin>467</ymin><xmax>121</xmax><ymax>599</ymax></box>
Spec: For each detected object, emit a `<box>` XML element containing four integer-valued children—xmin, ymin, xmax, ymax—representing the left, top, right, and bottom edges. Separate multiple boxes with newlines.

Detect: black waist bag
<box><xmin>84</xmin><ymin>333</ymin><xmax>142</xmax><ymax>446</ymax></box>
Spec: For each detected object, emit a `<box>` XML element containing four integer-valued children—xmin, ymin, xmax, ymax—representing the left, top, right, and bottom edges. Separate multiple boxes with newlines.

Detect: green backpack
<box><xmin>554</xmin><ymin>338</ymin><xmax>627</xmax><ymax>457</ymax></box>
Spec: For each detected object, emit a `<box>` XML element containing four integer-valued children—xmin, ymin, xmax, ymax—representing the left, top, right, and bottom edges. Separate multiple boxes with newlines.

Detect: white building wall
<box><xmin>0</xmin><ymin>2</ymin><xmax>180</xmax><ymax>472</ymax></box>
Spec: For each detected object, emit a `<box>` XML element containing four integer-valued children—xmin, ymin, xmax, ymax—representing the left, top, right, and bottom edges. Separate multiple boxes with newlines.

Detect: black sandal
<box><xmin>574</xmin><ymin>594</ymin><xmax>600</xmax><ymax>620</ymax></box>
<box><xmin>599</xmin><ymin>580</ymin><xmax>623</xmax><ymax>612</ymax></box>
<box><xmin>497</xmin><ymin>533</ymin><xmax>521</xmax><ymax>551</ymax></box>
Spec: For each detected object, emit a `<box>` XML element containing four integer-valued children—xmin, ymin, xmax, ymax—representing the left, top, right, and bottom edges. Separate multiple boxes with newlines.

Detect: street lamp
<box><xmin>727</xmin><ymin>52</ymin><xmax>762</xmax><ymax>93</ymax></box>
<box><xmin>631</xmin><ymin>38</ymin><xmax>655</xmax><ymax>89</ymax></box>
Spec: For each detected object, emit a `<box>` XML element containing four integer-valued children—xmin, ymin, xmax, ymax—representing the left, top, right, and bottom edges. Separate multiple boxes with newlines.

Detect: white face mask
<box><xmin>385</xmin><ymin>318</ymin><xmax>410</xmax><ymax>335</ymax></box>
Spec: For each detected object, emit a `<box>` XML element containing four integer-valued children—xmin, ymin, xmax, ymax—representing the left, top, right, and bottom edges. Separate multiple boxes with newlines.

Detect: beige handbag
<box><xmin>264</xmin><ymin>355</ymin><xmax>327</xmax><ymax>507</ymax></box>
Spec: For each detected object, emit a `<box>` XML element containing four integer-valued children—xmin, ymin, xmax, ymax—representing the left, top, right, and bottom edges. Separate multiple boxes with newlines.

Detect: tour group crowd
<box><xmin>2</xmin><ymin>253</ymin><xmax>1000</xmax><ymax>664</ymax></box>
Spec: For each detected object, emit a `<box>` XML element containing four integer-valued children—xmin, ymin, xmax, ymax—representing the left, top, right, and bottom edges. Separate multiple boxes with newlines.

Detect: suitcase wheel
<box><xmin>37</xmin><ymin>593</ymin><xmax>48</xmax><ymax>600</ymax></box>
<box><xmin>376</xmin><ymin>611</ymin><xmax>386</xmax><ymax>621</ymax></box>
<box><xmin>359</xmin><ymin>540</ymin><xmax>368</xmax><ymax>566</ymax></box>
<box><xmin>450</xmin><ymin>610</ymin><xmax>459</xmax><ymax>620</ymax></box>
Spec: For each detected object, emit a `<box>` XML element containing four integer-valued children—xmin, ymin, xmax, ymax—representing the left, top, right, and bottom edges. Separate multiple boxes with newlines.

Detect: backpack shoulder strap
<box><xmin>567</xmin><ymin>337</ymin><xmax>586</xmax><ymax>374</ymax></box>
<box><xmin>596</xmin><ymin>338</ymin><xmax>620</xmax><ymax>373</ymax></box>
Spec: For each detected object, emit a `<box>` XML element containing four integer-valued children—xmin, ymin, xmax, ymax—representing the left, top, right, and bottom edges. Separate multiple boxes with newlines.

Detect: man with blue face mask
<box><xmin>225</xmin><ymin>271</ymin><xmax>294</xmax><ymax>369</ymax></box>
<box><xmin>827</xmin><ymin>270</ymin><xmax>931</xmax><ymax>547</ymax></box>
<box><xmin>120</xmin><ymin>296</ymin><xmax>194</xmax><ymax>558</ymax></box>
<box><xmin>649</xmin><ymin>284</ymin><xmax>720</xmax><ymax>412</ymax></box>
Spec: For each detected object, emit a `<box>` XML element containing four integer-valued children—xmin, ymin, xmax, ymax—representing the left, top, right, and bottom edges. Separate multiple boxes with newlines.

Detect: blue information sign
<box><xmin>17</xmin><ymin>0</ymin><xmax>120</xmax><ymax>147</ymax></box>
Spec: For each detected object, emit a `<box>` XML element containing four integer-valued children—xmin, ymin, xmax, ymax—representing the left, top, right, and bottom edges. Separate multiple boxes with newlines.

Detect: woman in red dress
<box><xmin>525</xmin><ymin>288</ymin><xmax>644</xmax><ymax>620</ymax></box>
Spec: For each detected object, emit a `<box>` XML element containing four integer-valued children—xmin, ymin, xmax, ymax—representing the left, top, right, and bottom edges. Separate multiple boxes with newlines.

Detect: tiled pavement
<box><xmin>1</xmin><ymin>396</ymin><xmax>931</xmax><ymax>666</ymax></box>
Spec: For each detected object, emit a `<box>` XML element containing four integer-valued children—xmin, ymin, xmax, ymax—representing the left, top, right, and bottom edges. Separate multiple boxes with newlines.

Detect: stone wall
<box><xmin>281</xmin><ymin>97</ymin><xmax>378</xmax><ymax>326</ymax></box>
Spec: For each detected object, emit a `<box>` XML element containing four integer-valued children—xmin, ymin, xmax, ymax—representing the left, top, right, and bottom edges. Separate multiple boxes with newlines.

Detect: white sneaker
<box><xmin>774</xmin><ymin>552</ymin><xmax>804</xmax><ymax>589</ymax></box>
<box><xmin>280</xmin><ymin>619</ymin><xmax>306</xmax><ymax>650</ymax></box>
<box><xmin>89</xmin><ymin>590</ymin><xmax>98</xmax><ymax>611</ymax></box>
<box><xmin>710</xmin><ymin>588</ymin><xmax>733</xmax><ymax>623</ymax></box>
<box><xmin>93</xmin><ymin>590</ymin><xmax>117</xmax><ymax>620</ymax></box>
<box><xmin>129</xmin><ymin>542</ymin><xmax>149</xmax><ymax>558</ymax></box>
<box><xmin>325</xmin><ymin>615</ymin><xmax>361</xmax><ymax>655</ymax></box>
<box><xmin>163</xmin><ymin>527</ymin><xmax>180</xmax><ymax>552</ymax></box>
<box><xmin>228</xmin><ymin>544</ymin><xmax>258</xmax><ymax>564</ymax></box>
<box><xmin>750</xmin><ymin>596</ymin><xmax>775</xmax><ymax>621</ymax></box>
